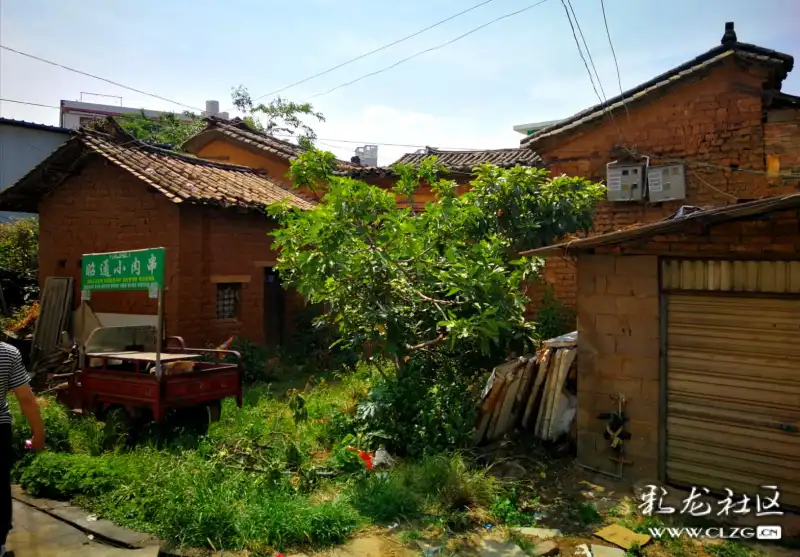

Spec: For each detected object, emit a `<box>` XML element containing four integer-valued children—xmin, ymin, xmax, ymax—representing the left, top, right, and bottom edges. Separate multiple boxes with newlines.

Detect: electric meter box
<box><xmin>606</xmin><ymin>164</ymin><xmax>645</xmax><ymax>201</ymax></box>
<box><xmin>647</xmin><ymin>164</ymin><xmax>686</xmax><ymax>202</ymax></box>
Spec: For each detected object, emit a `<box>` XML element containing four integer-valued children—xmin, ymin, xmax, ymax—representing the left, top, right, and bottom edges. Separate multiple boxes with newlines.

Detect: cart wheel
<box><xmin>208</xmin><ymin>401</ymin><xmax>222</xmax><ymax>423</ymax></box>
<box><xmin>103</xmin><ymin>406</ymin><xmax>135</xmax><ymax>448</ymax></box>
<box><xmin>176</xmin><ymin>406</ymin><xmax>211</xmax><ymax>436</ymax></box>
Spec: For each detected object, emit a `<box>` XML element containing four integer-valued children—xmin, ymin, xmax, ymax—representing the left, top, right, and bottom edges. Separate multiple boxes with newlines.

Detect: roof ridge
<box><xmin>521</xmin><ymin>38</ymin><xmax>794</xmax><ymax>146</ymax></box>
<box><xmin>80</xmin><ymin>128</ymin><xmax>270</xmax><ymax>175</ymax></box>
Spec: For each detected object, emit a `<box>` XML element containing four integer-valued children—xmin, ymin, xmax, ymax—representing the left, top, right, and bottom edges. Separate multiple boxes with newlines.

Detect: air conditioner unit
<box><xmin>606</xmin><ymin>163</ymin><xmax>645</xmax><ymax>201</ymax></box>
<box><xmin>647</xmin><ymin>164</ymin><xmax>686</xmax><ymax>202</ymax></box>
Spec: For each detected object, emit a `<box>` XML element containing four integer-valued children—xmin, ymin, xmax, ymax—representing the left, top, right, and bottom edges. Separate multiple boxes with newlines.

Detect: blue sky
<box><xmin>1</xmin><ymin>0</ymin><xmax>798</xmax><ymax>164</ymax></box>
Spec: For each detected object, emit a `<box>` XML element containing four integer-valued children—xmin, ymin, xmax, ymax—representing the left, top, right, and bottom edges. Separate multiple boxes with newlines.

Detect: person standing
<box><xmin>1</xmin><ymin>342</ymin><xmax>44</xmax><ymax>557</ymax></box>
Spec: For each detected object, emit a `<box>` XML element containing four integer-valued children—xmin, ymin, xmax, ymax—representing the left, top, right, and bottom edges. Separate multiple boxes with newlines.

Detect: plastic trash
<box><xmin>552</xmin><ymin>390</ymin><xmax>577</xmax><ymax>439</ymax></box>
<box><xmin>372</xmin><ymin>447</ymin><xmax>395</xmax><ymax>469</ymax></box>
<box><xmin>86</xmin><ymin>514</ymin><xmax>98</xmax><ymax>522</ymax></box>
<box><xmin>346</xmin><ymin>446</ymin><xmax>374</xmax><ymax>470</ymax></box>
<box><xmin>24</xmin><ymin>439</ymin><xmax>32</xmax><ymax>450</ymax></box>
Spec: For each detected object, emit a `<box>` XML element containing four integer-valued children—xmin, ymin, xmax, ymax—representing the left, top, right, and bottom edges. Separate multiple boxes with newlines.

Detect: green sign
<box><xmin>81</xmin><ymin>248</ymin><xmax>165</xmax><ymax>292</ymax></box>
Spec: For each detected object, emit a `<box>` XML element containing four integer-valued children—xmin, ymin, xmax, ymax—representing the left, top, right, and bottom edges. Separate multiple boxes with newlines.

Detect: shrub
<box><xmin>533</xmin><ymin>288</ymin><xmax>575</xmax><ymax>344</ymax></box>
<box><xmin>228</xmin><ymin>338</ymin><xmax>272</xmax><ymax>383</ymax></box>
<box><xmin>18</xmin><ymin>452</ymin><xmax>126</xmax><ymax>499</ymax></box>
<box><xmin>355</xmin><ymin>354</ymin><xmax>482</xmax><ymax>457</ymax></box>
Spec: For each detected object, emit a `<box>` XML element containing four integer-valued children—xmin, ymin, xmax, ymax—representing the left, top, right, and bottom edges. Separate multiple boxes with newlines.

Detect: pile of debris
<box><xmin>475</xmin><ymin>332</ymin><xmax>577</xmax><ymax>445</ymax></box>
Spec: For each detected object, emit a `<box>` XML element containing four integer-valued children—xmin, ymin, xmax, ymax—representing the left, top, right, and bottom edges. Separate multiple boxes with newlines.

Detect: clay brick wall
<box><xmin>39</xmin><ymin>157</ymin><xmax>182</xmax><ymax>330</ymax></box>
<box><xmin>176</xmin><ymin>205</ymin><xmax>289</xmax><ymax>347</ymax></box>
<box><xmin>530</xmin><ymin>57</ymin><xmax>800</xmax><ymax>313</ymax></box>
<box><xmin>596</xmin><ymin>208</ymin><xmax>800</xmax><ymax>257</ymax></box>
<box><xmin>39</xmin><ymin>156</ymin><xmax>304</xmax><ymax>349</ymax></box>
<box><xmin>575</xmin><ymin>254</ymin><xmax>660</xmax><ymax>480</ymax></box>
<box><xmin>765</xmin><ymin>107</ymin><xmax>800</xmax><ymax>178</ymax></box>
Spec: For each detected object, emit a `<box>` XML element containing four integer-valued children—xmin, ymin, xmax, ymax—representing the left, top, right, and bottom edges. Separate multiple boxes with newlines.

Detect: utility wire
<box><xmin>565</xmin><ymin>0</ymin><xmax>609</xmax><ymax>103</ymax></box>
<box><xmin>0</xmin><ymin>98</ymin><xmax>60</xmax><ymax>109</ymax></box>
<box><xmin>0</xmin><ymin>45</ymin><xmax>204</xmax><ymax>112</ymax></box>
<box><xmin>307</xmin><ymin>0</ymin><xmax>552</xmax><ymax>100</ymax></box>
<box><xmin>599</xmin><ymin>0</ymin><xmax>631</xmax><ymax>124</ymax></box>
<box><xmin>243</xmin><ymin>0</ymin><xmax>500</xmax><ymax>107</ymax></box>
<box><xmin>0</xmin><ymin>97</ymin><xmax>492</xmax><ymax>151</ymax></box>
<box><xmin>559</xmin><ymin>0</ymin><xmax>620</xmax><ymax>139</ymax></box>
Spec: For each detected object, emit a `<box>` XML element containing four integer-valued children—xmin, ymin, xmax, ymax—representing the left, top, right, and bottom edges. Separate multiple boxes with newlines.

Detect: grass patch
<box><xmin>11</xmin><ymin>364</ymin><xmax>520</xmax><ymax>554</ymax></box>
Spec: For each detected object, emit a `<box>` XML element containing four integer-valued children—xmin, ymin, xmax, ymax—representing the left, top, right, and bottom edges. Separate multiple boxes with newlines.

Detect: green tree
<box><xmin>116</xmin><ymin>111</ymin><xmax>205</xmax><ymax>149</ymax></box>
<box><xmin>0</xmin><ymin>217</ymin><xmax>38</xmax><ymax>283</ymax></box>
<box><xmin>231</xmin><ymin>86</ymin><xmax>325</xmax><ymax>148</ymax></box>
<box><xmin>269</xmin><ymin>150</ymin><xmax>603</xmax><ymax>370</ymax></box>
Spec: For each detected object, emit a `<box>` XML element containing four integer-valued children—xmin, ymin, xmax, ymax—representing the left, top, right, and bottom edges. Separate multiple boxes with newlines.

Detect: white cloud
<box><xmin>315</xmin><ymin>104</ymin><xmax>523</xmax><ymax>166</ymax></box>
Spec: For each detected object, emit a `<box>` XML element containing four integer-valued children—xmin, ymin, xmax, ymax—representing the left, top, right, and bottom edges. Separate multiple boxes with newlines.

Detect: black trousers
<box><xmin>0</xmin><ymin>423</ymin><xmax>11</xmax><ymax>546</ymax></box>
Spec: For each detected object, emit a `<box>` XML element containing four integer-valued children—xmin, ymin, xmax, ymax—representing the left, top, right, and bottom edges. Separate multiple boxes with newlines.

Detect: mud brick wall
<box><xmin>39</xmin><ymin>157</ymin><xmax>182</xmax><ymax>329</ymax></box>
<box><xmin>39</xmin><ymin>156</ymin><xmax>303</xmax><ymax>348</ymax></box>
<box><xmin>575</xmin><ymin>254</ymin><xmax>660</xmax><ymax>480</ymax></box>
<box><xmin>529</xmin><ymin>57</ymin><xmax>800</xmax><ymax>313</ymax></box>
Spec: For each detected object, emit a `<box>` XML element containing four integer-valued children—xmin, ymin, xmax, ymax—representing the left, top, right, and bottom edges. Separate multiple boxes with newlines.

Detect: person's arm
<box><xmin>13</xmin><ymin>384</ymin><xmax>44</xmax><ymax>450</ymax></box>
<box><xmin>8</xmin><ymin>347</ymin><xmax>44</xmax><ymax>450</ymax></box>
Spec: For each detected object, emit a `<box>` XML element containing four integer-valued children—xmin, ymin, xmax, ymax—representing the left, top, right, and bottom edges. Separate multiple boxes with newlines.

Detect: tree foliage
<box><xmin>115</xmin><ymin>111</ymin><xmax>205</xmax><ymax>150</ymax></box>
<box><xmin>0</xmin><ymin>217</ymin><xmax>38</xmax><ymax>283</ymax></box>
<box><xmin>269</xmin><ymin>151</ymin><xmax>604</xmax><ymax>369</ymax></box>
<box><xmin>231</xmin><ymin>86</ymin><xmax>325</xmax><ymax>148</ymax></box>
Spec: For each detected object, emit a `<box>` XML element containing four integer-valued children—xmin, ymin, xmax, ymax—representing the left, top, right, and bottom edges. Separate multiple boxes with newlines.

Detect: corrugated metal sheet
<box><xmin>662</xmin><ymin>260</ymin><xmax>800</xmax><ymax>292</ymax></box>
<box><xmin>666</xmin><ymin>294</ymin><xmax>800</xmax><ymax>507</ymax></box>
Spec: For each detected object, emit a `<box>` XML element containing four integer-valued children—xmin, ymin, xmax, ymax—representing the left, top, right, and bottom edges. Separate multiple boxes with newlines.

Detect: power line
<box><xmin>0</xmin><ymin>97</ymin><xmax>492</xmax><ymax>150</ymax></box>
<box><xmin>599</xmin><ymin>0</ymin><xmax>630</xmax><ymax>124</ymax></box>
<box><xmin>558</xmin><ymin>0</ymin><xmax>602</xmax><ymax>105</ymax></box>
<box><xmin>243</xmin><ymin>0</ymin><xmax>500</xmax><ymax>108</ymax></box>
<box><xmin>565</xmin><ymin>0</ymin><xmax>610</xmax><ymax>103</ymax></box>
<box><xmin>0</xmin><ymin>45</ymin><xmax>203</xmax><ymax>112</ymax></box>
<box><xmin>558</xmin><ymin>0</ymin><xmax>620</xmax><ymax>138</ymax></box>
<box><xmin>0</xmin><ymin>98</ymin><xmax>60</xmax><ymax>109</ymax></box>
<box><xmin>307</xmin><ymin>0</ymin><xmax>552</xmax><ymax>100</ymax></box>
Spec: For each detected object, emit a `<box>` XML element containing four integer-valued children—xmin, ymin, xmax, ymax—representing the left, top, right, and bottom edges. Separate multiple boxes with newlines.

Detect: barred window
<box><xmin>216</xmin><ymin>283</ymin><xmax>241</xmax><ymax>319</ymax></box>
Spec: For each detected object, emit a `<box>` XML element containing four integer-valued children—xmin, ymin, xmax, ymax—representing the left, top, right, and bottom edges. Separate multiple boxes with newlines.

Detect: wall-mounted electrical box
<box><xmin>647</xmin><ymin>164</ymin><xmax>686</xmax><ymax>202</ymax></box>
<box><xmin>606</xmin><ymin>163</ymin><xmax>645</xmax><ymax>201</ymax></box>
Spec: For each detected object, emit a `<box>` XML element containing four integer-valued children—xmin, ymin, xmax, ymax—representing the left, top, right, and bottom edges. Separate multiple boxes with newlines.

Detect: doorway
<box><xmin>263</xmin><ymin>267</ymin><xmax>286</xmax><ymax>346</ymax></box>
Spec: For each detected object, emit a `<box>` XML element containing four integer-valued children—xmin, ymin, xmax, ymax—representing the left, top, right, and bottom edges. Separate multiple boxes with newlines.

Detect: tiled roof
<box><xmin>521</xmin><ymin>194</ymin><xmax>800</xmax><ymax>257</ymax></box>
<box><xmin>183</xmin><ymin>117</ymin><xmax>390</xmax><ymax>177</ymax></box>
<box><xmin>521</xmin><ymin>25</ymin><xmax>794</xmax><ymax>148</ymax></box>
<box><xmin>184</xmin><ymin>117</ymin><xmax>307</xmax><ymax>160</ymax></box>
<box><xmin>0</xmin><ymin>117</ymin><xmax>71</xmax><ymax>134</ymax></box>
<box><xmin>394</xmin><ymin>147</ymin><xmax>542</xmax><ymax>172</ymax></box>
<box><xmin>0</xmin><ymin>127</ymin><xmax>315</xmax><ymax>213</ymax></box>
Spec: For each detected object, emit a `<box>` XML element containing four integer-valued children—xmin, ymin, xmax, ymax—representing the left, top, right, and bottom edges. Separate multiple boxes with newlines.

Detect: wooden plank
<box><xmin>31</xmin><ymin>277</ymin><xmax>73</xmax><ymax>372</ymax></box>
<box><xmin>545</xmin><ymin>348</ymin><xmax>577</xmax><ymax>440</ymax></box>
<box><xmin>536</xmin><ymin>349</ymin><xmax>563</xmax><ymax>438</ymax></box>
<box><xmin>522</xmin><ymin>350</ymin><xmax>550</xmax><ymax>428</ymax></box>
<box><xmin>492</xmin><ymin>361</ymin><xmax>527</xmax><ymax>438</ymax></box>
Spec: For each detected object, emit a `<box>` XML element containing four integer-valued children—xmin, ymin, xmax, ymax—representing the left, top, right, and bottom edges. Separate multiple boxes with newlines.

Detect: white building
<box><xmin>512</xmin><ymin>119</ymin><xmax>565</xmax><ymax>137</ymax></box>
<box><xmin>59</xmin><ymin>99</ymin><xmax>228</xmax><ymax>130</ymax></box>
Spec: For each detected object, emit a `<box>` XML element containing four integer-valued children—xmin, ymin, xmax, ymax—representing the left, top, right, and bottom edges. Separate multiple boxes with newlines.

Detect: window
<box><xmin>216</xmin><ymin>283</ymin><xmax>241</xmax><ymax>319</ymax></box>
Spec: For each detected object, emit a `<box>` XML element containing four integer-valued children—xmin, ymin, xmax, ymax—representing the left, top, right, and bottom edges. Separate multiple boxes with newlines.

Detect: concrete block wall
<box><xmin>576</xmin><ymin>254</ymin><xmax>660</xmax><ymax>480</ymax></box>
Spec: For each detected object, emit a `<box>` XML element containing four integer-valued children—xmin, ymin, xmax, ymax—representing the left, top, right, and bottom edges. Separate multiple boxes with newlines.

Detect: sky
<box><xmin>1</xmin><ymin>0</ymin><xmax>799</xmax><ymax>165</ymax></box>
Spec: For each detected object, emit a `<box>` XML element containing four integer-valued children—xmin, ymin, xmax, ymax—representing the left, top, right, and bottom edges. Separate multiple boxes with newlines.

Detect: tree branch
<box><xmin>407</xmin><ymin>334</ymin><xmax>445</xmax><ymax>352</ymax></box>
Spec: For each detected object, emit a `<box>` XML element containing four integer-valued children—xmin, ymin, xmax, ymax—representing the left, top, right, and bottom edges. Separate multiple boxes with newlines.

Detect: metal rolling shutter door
<box><xmin>667</xmin><ymin>294</ymin><xmax>800</xmax><ymax>507</ymax></box>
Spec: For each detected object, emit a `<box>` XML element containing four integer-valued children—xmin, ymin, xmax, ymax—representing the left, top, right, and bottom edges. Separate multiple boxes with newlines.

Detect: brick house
<box><xmin>183</xmin><ymin>118</ymin><xmax>542</xmax><ymax>211</ymax></box>
<box><xmin>519</xmin><ymin>23</ymin><xmax>799</xmax><ymax>311</ymax></box>
<box><xmin>0</xmin><ymin>122</ymin><xmax>314</xmax><ymax>348</ymax></box>
<box><xmin>525</xmin><ymin>194</ymin><xmax>800</xmax><ymax>509</ymax></box>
